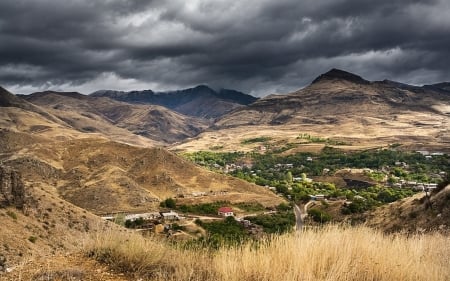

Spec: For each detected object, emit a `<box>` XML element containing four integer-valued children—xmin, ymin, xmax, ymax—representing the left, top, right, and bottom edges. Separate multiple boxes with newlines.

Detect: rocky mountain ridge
<box><xmin>92</xmin><ymin>85</ymin><xmax>258</xmax><ymax>118</ymax></box>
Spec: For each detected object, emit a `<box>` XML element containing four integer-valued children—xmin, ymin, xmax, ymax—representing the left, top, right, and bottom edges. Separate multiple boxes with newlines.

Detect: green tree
<box><xmin>307</xmin><ymin>209</ymin><xmax>331</xmax><ymax>223</ymax></box>
<box><xmin>286</xmin><ymin>171</ymin><xmax>293</xmax><ymax>184</ymax></box>
<box><xmin>160</xmin><ymin>198</ymin><xmax>176</xmax><ymax>208</ymax></box>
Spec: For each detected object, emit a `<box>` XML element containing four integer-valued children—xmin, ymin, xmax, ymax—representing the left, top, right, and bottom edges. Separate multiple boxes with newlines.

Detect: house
<box><xmin>125</xmin><ymin>212</ymin><xmax>161</xmax><ymax>221</ymax></box>
<box><xmin>310</xmin><ymin>194</ymin><xmax>325</xmax><ymax>201</ymax></box>
<box><xmin>192</xmin><ymin>191</ymin><xmax>206</xmax><ymax>197</ymax></box>
<box><xmin>160</xmin><ymin>210</ymin><xmax>179</xmax><ymax>220</ymax></box>
<box><xmin>218</xmin><ymin>207</ymin><xmax>234</xmax><ymax>217</ymax></box>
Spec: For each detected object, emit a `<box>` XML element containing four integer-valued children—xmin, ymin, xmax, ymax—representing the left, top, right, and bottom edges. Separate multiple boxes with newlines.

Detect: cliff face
<box><xmin>0</xmin><ymin>165</ymin><xmax>26</xmax><ymax>208</ymax></box>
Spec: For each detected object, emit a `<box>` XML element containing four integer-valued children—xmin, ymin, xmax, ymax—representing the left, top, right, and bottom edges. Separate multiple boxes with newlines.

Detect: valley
<box><xmin>0</xmin><ymin>69</ymin><xmax>449</xmax><ymax>280</ymax></box>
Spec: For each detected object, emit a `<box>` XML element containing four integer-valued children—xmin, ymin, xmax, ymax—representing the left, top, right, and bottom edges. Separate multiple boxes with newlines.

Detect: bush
<box><xmin>124</xmin><ymin>217</ymin><xmax>145</xmax><ymax>228</ymax></box>
<box><xmin>6</xmin><ymin>210</ymin><xmax>17</xmax><ymax>220</ymax></box>
<box><xmin>246</xmin><ymin>212</ymin><xmax>295</xmax><ymax>234</ymax></box>
<box><xmin>241</xmin><ymin>136</ymin><xmax>271</xmax><ymax>144</ymax></box>
<box><xmin>171</xmin><ymin>223</ymin><xmax>185</xmax><ymax>231</ymax></box>
<box><xmin>307</xmin><ymin>208</ymin><xmax>331</xmax><ymax>223</ymax></box>
<box><xmin>160</xmin><ymin>198</ymin><xmax>176</xmax><ymax>209</ymax></box>
<box><xmin>28</xmin><ymin>236</ymin><xmax>38</xmax><ymax>243</ymax></box>
<box><xmin>276</xmin><ymin>203</ymin><xmax>291</xmax><ymax>212</ymax></box>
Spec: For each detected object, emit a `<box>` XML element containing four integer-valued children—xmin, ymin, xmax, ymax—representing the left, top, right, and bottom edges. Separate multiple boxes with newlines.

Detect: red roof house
<box><xmin>218</xmin><ymin>207</ymin><xmax>234</xmax><ymax>217</ymax></box>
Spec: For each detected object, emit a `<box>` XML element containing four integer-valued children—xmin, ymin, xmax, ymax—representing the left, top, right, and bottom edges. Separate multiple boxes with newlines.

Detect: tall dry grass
<box><xmin>84</xmin><ymin>226</ymin><xmax>450</xmax><ymax>281</ymax></box>
<box><xmin>84</xmin><ymin>230</ymin><xmax>215</xmax><ymax>280</ymax></box>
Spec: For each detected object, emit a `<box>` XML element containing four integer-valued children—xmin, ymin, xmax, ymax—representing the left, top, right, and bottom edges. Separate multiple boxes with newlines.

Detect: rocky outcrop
<box><xmin>0</xmin><ymin>165</ymin><xmax>26</xmax><ymax>208</ymax></box>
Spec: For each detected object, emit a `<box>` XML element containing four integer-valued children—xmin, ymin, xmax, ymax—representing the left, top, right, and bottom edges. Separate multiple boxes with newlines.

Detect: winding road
<box><xmin>294</xmin><ymin>204</ymin><xmax>304</xmax><ymax>231</ymax></box>
<box><xmin>294</xmin><ymin>201</ymin><xmax>314</xmax><ymax>231</ymax></box>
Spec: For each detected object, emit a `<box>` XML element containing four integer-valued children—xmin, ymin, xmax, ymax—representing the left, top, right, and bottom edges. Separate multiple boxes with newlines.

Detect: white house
<box><xmin>160</xmin><ymin>210</ymin><xmax>179</xmax><ymax>220</ymax></box>
<box><xmin>218</xmin><ymin>207</ymin><xmax>234</xmax><ymax>217</ymax></box>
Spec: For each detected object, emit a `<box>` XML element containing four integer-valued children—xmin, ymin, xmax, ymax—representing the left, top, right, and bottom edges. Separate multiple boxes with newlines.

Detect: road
<box><xmin>294</xmin><ymin>201</ymin><xmax>314</xmax><ymax>231</ymax></box>
<box><xmin>294</xmin><ymin>204</ymin><xmax>303</xmax><ymax>231</ymax></box>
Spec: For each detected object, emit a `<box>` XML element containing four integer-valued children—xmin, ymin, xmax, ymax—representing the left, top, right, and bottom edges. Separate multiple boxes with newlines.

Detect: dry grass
<box><xmin>84</xmin><ymin>230</ymin><xmax>215</xmax><ymax>280</ymax></box>
<box><xmin>84</xmin><ymin>225</ymin><xmax>450</xmax><ymax>281</ymax></box>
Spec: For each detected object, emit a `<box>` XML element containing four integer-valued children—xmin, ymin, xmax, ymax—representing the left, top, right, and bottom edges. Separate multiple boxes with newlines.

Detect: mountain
<box><xmin>23</xmin><ymin>91</ymin><xmax>208</xmax><ymax>144</ymax></box>
<box><xmin>206</xmin><ymin>69</ymin><xmax>450</xmax><ymax>150</ymax></box>
<box><xmin>367</xmin><ymin>184</ymin><xmax>450</xmax><ymax>233</ymax></box>
<box><xmin>0</xmin><ymin>86</ymin><xmax>62</xmax><ymax>123</ymax></box>
<box><xmin>0</xmin><ymin>87</ymin><xmax>96</xmax><ymax>144</ymax></box>
<box><xmin>91</xmin><ymin>85</ymin><xmax>258</xmax><ymax>118</ymax></box>
<box><xmin>0</xmin><ymin>136</ymin><xmax>283</xmax><ymax>214</ymax></box>
<box><xmin>311</xmin><ymin>68</ymin><xmax>370</xmax><ymax>85</ymax></box>
<box><xmin>424</xmin><ymin>82</ymin><xmax>450</xmax><ymax>92</ymax></box>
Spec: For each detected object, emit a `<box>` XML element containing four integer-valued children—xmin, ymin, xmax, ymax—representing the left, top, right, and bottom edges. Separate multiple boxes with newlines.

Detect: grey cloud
<box><xmin>0</xmin><ymin>0</ymin><xmax>449</xmax><ymax>96</ymax></box>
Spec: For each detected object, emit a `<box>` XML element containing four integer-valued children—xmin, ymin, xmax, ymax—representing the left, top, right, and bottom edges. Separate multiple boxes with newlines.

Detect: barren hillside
<box><xmin>177</xmin><ymin>69</ymin><xmax>450</xmax><ymax>152</ymax></box>
<box><xmin>24</xmin><ymin>91</ymin><xmax>208</xmax><ymax>144</ymax></box>
<box><xmin>0</xmin><ymin>132</ymin><xmax>282</xmax><ymax>214</ymax></box>
<box><xmin>366</xmin><ymin>184</ymin><xmax>450</xmax><ymax>233</ymax></box>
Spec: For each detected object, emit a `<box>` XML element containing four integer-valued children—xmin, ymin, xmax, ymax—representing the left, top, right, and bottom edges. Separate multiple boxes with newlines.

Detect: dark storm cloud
<box><xmin>0</xmin><ymin>0</ymin><xmax>449</xmax><ymax>96</ymax></box>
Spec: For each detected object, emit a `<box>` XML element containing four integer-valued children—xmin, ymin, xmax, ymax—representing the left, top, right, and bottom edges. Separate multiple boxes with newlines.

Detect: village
<box><xmin>100</xmin><ymin>204</ymin><xmax>272</xmax><ymax>238</ymax></box>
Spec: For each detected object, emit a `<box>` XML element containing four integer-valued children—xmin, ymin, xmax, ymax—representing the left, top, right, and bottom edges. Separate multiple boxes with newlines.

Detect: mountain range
<box><xmin>1</xmin><ymin>68</ymin><xmax>449</xmax><ymax>151</ymax></box>
<box><xmin>91</xmin><ymin>85</ymin><xmax>258</xmax><ymax>119</ymax></box>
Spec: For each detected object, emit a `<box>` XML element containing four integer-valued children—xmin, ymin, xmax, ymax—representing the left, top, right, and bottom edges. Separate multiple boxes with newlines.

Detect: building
<box><xmin>310</xmin><ymin>194</ymin><xmax>325</xmax><ymax>201</ymax></box>
<box><xmin>160</xmin><ymin>210</ymin><xmax>179</xmax><ymax>220</ymax></box>
<box><xmin>218</xmin><ymin>207</ymin><xmax>234</xmax><ymax>217</ymax></box>
<box><xmin>125</xmin><ymin>212</ymin><xmax>161</xmax><ymax>221</ymax></box>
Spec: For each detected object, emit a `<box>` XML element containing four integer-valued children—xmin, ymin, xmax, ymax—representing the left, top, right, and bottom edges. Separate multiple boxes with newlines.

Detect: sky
<box><xmin>0</xmin><ymin>0</ymin><xmax>449</xmax><ymax>97</ymax></box>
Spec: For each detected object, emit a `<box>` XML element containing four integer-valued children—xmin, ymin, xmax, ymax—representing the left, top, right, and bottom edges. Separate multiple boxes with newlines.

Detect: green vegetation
<box><xmin>175</xmin><ymin>201</ymin><xmax>266</xmax><ymax>216</ymax></box>
<box><xmin>245</xmin><ymin>210</ymin><xmax>295</xmax><ymax>234</ymax></box>
<box><xmin>178</xmin><ymin>201</ymin><xmax>228</xmax><ymax>215</ymax></box>
<box><xmin>195</xmin><ymin>216</ymin><xmax>248</xmax><ymax>248</ymax></box>
<box><xmin>307</xmin><ymin>208</ymin><xmax>332</xmax><ymax>223</ymax></box>
<box><xmin>124</xmin><ymin>217</ymin><xmax>145</xmax><ymax>228</ymax></box>
<box><xmin>113</xmin><ymin>214</ymin><xmax>126</xmax><ymax>226</ymax></box>
<box><xmin>297</xmin><ymin>133</ymin><xmax>348</xmax><ymax>145</ymax></box>
<box><xmin>182</xmin><ymin>151</ymin><xmax>244</xmax><ymax>167</ymax></box>
<box><xmin>181</xmin><ymin>147</ymin><xmax>448</xmax><ymax>218</ymax></box>
<box><xmin>160</xmin><ymin>198</ymin><xmax>176</xmax><ymax>209</ymax></box>
<box><xmin>233</xmin><ymin>202</ymin><xmax>265</xmax><ymax>212</ymax></box>
<box><xmin>6</xmin><ymin>210</ymin><xmax>17</xmax><ymax>220</ymax></box>
<box><xmin>241</xmin><ymin>136</ymin><xmax>271</xmax><ymax>144</ymax></box>
<box><xmin>28</xmin><ymin>236</ymin><xmax>37</xmax><ymax>243</ymax></box>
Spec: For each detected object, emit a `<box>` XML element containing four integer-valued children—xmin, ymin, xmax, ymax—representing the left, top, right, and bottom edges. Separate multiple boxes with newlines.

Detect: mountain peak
<box><xmin>0</xmin><ymin>86</ymin><xmax>22</xmax><ymax>107</ymax></box>
<box><xmin>192</xmin><ymin>84</ymin><xmax>214</xmax><ymax>91</ymax></box>
<box><xmin>311</xmin><ymin>68</ymin><xmax>370</xmax><ymax>85</ymax></box>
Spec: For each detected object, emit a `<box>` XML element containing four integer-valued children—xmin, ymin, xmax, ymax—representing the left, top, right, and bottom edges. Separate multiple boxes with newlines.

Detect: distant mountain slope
<box><xmin>210</xmin><ymin>69</ymin><xmax>450</xmax><ymax>147</ymax></box>
<box><xmin>0</xmin><ymin>86</ymin><xmax>62</xmax><ymax>123</ymax></box>
<box><xmin>23</xmin><ymin>91</ymin><xmax>208</xmax><ymax>144</ymax></box>
<box><xmin>367</xmin><ymin>184</ymin><xmax>450</xmax><ymax>233</ymax></box>
<box><xmin>91</xmin><ymin>85</ymin><xmax>258</xmax><ymax>118</ymax></box>
<box><xmin>0</xmin><ymin>137</ymin><xmax>283</xmax><ymax>214</ymax></box>
<box><xmin>216</xmin><ymin>69</ymin><xmax>450</xmax><ymax>127</ymax></box>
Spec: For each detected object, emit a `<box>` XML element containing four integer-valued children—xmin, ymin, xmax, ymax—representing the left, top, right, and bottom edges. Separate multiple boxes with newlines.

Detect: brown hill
<box><xmin>366</xmin><ymin>184</ymin><xmax>450</xmax><ymax>233</ymax></box>
<box><xmin>23</xmin><ymin>91</ymin><xmax>208</xmax><ymax>144</ymax></box>
<box><xmin>0</xmin><ymin>134</ymin><xmax>283</xmax><ymax>214</ymax></box>
<box><xmin>216</xmin><ymin>69</ymin><xmax>449</xmax><ymax>127</ymax></box>
<box><xmin>201</xmin><ymin>69</ymin><xmax>450</xmax><ymax>150</ymax></box>
<box><xmin>0</xmin><ymin>163</ymin><xmax>116</xmax><ymax>268</ymax></box>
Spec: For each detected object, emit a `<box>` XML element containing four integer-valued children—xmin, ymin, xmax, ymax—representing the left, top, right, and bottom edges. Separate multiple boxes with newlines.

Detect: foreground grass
<box><xmin>85</xmin><ymin>226</ymin><xmax>450</xmax><ymax>281</ymax></box>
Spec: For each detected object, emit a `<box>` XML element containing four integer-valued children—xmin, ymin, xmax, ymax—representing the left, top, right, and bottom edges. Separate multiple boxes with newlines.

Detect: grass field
<box><xmin>85</xmin><ymin>225</ymin><xmax>450</xmax><ymax>281</ymax></box>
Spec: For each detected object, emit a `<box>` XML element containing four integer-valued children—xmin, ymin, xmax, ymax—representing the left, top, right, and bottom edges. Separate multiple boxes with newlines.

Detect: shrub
<box><xmin>160</xmin><ymin>198</ymin><xmax>176</xmax><ymax>209</ymax></box>
<box><xmin>28</xmin><ymin>236</ymin><xmax>37</xmax><ymax>243</ymax></box>
<box><xmin>6</xmin><ymin>210</ymin><xmax>17</xmax><ymax>220</ymax></box>
<box><xmin>307</xmin><ymin>208</ymin><xmax>332</xmax><ymax>223</ymax></box>
<box><xmin>246</xmin><ymin>212</ymin><xmax>295</xmax><ymax>234</ymax></box>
